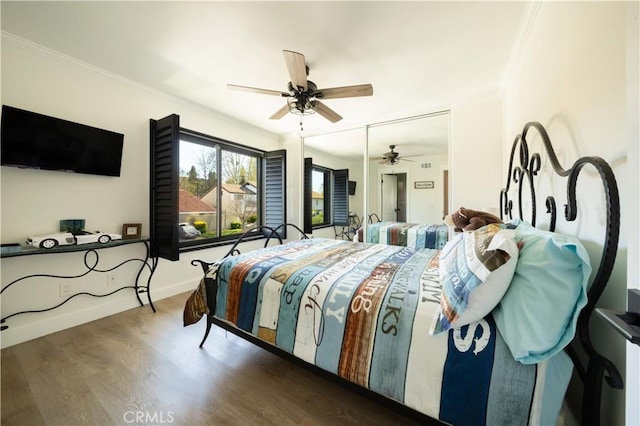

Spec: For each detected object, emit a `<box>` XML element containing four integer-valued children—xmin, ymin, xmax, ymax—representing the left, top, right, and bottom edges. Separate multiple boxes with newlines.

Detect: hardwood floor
<box><xmin>1</xmin><ymin>292</ymin><xmax>424</xmax><ymax>426</ymax></box>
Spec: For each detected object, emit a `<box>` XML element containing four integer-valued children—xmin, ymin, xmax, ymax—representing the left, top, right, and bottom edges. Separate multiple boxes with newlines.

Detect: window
<box><xmin>150</xmin><ymin>114</ymin><xmax>286</xmax><ymax>261</ymax></box>
<box><xmin>303</xmin><ymin>158</ymin><xmax>349</xmax><ymax>233</ymax></box>
<box><xmin>311</xmin><ymin>167</ymin><xmax>330</xmax><ymax>226</ymax></box>
<box><xmin>178</xmin><ymin>139</ymin><xmax>259</xmax><ymax>243</ymax></box>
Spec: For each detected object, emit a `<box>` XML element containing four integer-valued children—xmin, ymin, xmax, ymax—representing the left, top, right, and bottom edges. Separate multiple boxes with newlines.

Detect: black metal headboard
<box><xmin>499</xmin><ymin>121</ymin><xmax>622</xmax><ymax>425</ymax></box>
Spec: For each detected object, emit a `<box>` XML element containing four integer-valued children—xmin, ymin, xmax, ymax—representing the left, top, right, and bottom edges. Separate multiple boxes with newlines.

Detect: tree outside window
<box><xmin>179</xmin><ymin>141</ymin><xmax>259</xmax><ymax>240</ymax></box>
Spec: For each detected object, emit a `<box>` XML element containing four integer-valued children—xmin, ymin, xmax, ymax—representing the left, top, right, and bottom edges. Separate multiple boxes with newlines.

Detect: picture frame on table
<box><xmin>122</xmin><ymin>223</ymin><xmax>142</xmax><ymax>239</ymax></box>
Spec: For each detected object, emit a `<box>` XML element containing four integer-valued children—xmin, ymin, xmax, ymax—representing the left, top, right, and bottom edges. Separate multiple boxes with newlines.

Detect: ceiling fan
<box><xmin>373</xmin><ymin>145</ymin><xmax>419</xmax><ymax>165</ymax></box>
<box><xmin>227</xmin><ymin>50</ymin><xmax>373</xmax><ymax>123</ymax></box>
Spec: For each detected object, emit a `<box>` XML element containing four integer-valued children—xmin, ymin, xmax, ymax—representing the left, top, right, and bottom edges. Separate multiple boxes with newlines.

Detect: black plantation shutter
<box><xmin>150</xmin><ymin>114</ymin><xmax>180</xmax><ymax>261</ymax></box>
<box><xmin>333</xmin><ymin>169</ymin><xmax>349</xmax><ymax>226</ymax></box>
<box><xmin>264</xmin><ymin>150</ymin><xmax>287</xmax><ymax>238</ymax></box>
<box><xmin>303</xmin><ymin>158</ymin><xmax>313</xmax><ymax>234</ymax></box>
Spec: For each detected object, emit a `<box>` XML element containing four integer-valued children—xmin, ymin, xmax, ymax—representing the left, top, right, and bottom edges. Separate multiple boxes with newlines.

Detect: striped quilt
<box><xmin>184</xmin><ymin>238</ymin><xmax>572</xmax><ymax>425</ymax></box>
<box><xmin>360</xmin><ymin>222</ymin><xmax>449</xmax><ymax>250</ymax></box>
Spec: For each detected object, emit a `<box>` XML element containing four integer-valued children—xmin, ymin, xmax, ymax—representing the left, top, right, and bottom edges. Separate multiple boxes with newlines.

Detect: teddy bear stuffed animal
<box><xmin>444</xmin><ymin>207</ymin><xmax>503</xmax><ymax>232</ymax></box>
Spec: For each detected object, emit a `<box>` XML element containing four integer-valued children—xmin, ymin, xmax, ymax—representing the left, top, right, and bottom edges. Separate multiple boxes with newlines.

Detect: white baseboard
<box><xmin>0</xmin><ymin>280</ymin><xmax>196</xmax><ymax>349</ymax></box>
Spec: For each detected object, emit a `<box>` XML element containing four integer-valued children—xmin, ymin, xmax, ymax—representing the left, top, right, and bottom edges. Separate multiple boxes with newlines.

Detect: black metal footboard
<box><xmin>191</xmin><ymin>223</ymin><xmax>309</xmax><ymax>347</ymax></box>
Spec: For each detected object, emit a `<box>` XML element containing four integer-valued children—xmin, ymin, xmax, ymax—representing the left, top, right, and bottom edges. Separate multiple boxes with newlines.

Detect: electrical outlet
<box><xmin>59</xmin><ymin>281</ymin><xmax>73</xmax><ymax>298</ymax></box>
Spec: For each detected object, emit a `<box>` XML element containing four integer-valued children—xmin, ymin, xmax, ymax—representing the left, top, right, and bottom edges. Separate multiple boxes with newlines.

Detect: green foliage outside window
<box><xmin>192</xmin><ymin>221</ymin><xmax>207</xmax><ymax>233</ymax></box>
<box><xmin>312</xmin><ymin>214</ymin><xmax>324</xmax><ymax>225</ymax></box>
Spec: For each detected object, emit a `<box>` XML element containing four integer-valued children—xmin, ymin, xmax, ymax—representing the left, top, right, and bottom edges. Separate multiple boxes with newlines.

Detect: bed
<box><xmin>183</xmin><ymin>122</ymin><xmax>622</xmax><ymax>426</ymax></box>
<box><xmin>355</xmin><ymin>221</ymin><xmax>449</xmax><ymax>250</ymax></box>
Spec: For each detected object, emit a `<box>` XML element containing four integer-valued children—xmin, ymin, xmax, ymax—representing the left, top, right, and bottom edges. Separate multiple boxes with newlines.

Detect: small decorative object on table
<box><xmin>27</xmin><ymin>229</ymin><xmax>122</xmax><ymax>249</ymax></box>
<box><xmin>122</xmin><ymin>223</ymin><xmax>142</xmax><ymax>240</ymax></box>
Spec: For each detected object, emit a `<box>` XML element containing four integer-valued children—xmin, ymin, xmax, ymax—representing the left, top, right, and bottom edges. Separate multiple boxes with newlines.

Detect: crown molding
<box><xmin>498</xmin><ymin>0</ymin><xmax>542</xmax><ymax>96</ymax></box>
<box><xmin>1</xmin><ymin>31</ymin><xmax>279</xmax><ymax>138</ymax></box>
<box><xmin>1</xmin><ymin>31</ymin><xmax>150</xmax><ymax>92</ymax></box>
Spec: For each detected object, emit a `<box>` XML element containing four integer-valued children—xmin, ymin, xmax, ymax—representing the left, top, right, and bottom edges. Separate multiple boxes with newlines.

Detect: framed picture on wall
<box><xmin>414</xmin><ymin>181</ymin><xmax>434</xmax><ymax>189</ymax></box>
<box><xmin>122</xmin><ymin>223</ymin><xmax>142</xmax><ymax>239</ymax></box>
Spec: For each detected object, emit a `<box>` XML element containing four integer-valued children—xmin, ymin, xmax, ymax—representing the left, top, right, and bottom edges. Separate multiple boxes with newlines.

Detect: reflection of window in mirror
<box><xmin>303</xmin><ymin>128</ymin><xmax>365</xmax><ymax>237</ymax></box>
<box><xmin>303</xmin><ymin>158</ymin><xmax>349</xmax><ymax>233</ymax></box>
<box><xmin>312</xmin><ymin>168</ymin><xmax>329</xmax><ymax>226</ymax></box>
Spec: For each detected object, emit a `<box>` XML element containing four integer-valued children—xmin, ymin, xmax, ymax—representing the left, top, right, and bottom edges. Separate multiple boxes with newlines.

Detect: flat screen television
<box><xmin>1</xmin><ymin>105</ymin><xmax>124</xmax><ymax>177</ymax></box>
<box><xmin>348</xmin><ymin>180</ymin><xmax>356</xmax><ymax>196</ymax></box>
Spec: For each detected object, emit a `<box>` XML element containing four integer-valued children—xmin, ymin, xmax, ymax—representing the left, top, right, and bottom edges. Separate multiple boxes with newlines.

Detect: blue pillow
<box><xmin>492</xmin><ymin>219</ymin><xmax>591</xmax><ymax>364</ymax></box>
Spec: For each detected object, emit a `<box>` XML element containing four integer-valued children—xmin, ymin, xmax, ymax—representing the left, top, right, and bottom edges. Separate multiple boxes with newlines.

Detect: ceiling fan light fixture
<box><xmin>287</xmin><ymin>96</ymin><xmax>317</xmax><ymax>116</ymax></box>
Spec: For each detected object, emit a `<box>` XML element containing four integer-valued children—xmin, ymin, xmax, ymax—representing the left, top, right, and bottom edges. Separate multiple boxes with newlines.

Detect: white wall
<box><xmin>625</xmin><ymin>3</ymin><xmax>640</xmax><ymax>425</ymax></box>
<box><xmin>450</xmin><ymin>96</ymin><xmax>503</xmax><ymax>211</ymax></box>
<box><xmin>282</xmin><ymin>132</ymin><xmax>304</xmax><ymax>236</ymax></box>
<box><xmin>0</xmin><ymin>35</ymin><xmax>284</xmax><ymax>348</ymax></box>
<box><xmin>501</xmin><ymin>2</ymin><xmax>636</xmax><ymax>424</ymax></box>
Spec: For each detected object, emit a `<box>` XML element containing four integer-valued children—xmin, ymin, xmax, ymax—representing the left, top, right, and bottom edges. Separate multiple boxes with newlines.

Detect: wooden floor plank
<box><xmin>17</xmin><ymin>336</ymin><xmax>115</xmax><ymax>425</ymax></box>
<box><xmin>1</xmin><ymin>346</ymin><xmax>46</xmax><ymax>425</ymax></box>
<box><xmin>1</xmin><ymin>291</ymin><xmax>422</xmax><ymax>425</ymax></box>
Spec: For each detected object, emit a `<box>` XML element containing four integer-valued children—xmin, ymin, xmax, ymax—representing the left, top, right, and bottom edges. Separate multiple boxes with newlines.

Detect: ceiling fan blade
<box><xmin>269</xmin><ymin>104</ymin><xmax>290</xmax><ymax>120</ymax></box>
<box><xmin>399</xmin><ymin>158</ymin><xmax>415</xmax><ymax>162</ymax></box>
<box><xmin>317</xmin><ymin>84</ymin><xmax>373</xmax><ymax>99</ymax></box>
<box><xmin>227</xmin><ymin>84</ymin><xmax>288</xmax><ymax>97</ymax></box>
<box><xmin>315</xmin><ymin>101</ymin><xmax>342</xmax><ymax>123</ymax></box>
<box><xmin>283</xmin><ymin>50</ymin><xmax>308</xmax><ymax>91</ymax></box>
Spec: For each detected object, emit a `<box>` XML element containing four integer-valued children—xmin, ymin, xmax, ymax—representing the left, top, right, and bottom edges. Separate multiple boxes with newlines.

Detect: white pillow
<box><xmin>430</xmin><ymin>224</ymin><xmax>519</xmax><ymax>335</ymax></box>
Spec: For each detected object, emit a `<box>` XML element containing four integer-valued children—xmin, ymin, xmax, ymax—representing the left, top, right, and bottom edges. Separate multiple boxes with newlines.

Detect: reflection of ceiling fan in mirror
<box><xmin>374</xmin><ymin>145</ymin><xmax>420</xmax><ymax>165</ymax></box>
<box><xmin>227</xmin><ymin>50</ymin><xmax>373</xmax><ymax>123</ymax></box>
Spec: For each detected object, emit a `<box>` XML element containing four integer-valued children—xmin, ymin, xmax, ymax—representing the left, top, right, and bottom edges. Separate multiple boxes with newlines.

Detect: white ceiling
<box><xmin>1</xmin><ymin>1</ymin><xmax>528</xmax><ymax>157</ymax></box>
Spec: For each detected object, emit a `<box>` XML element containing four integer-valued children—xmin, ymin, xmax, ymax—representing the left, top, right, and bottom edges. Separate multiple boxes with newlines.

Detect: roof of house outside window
<box><xmin>203</xmin><ymin>183</ymin><xmax>257</xmax><ymax>197</ymax></box>
<box><xmin>179</xmin><ymin>189</ymin><xmax>215</xmax><ymax>212</ymax></box>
